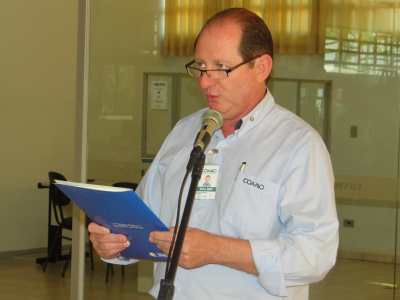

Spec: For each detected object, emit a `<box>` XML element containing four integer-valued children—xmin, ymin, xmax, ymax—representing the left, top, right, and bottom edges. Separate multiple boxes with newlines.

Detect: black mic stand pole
<box><xmin>157</xmin><ymin>152</ymin><xmax>206</xmax><ymax>300</ymax></box>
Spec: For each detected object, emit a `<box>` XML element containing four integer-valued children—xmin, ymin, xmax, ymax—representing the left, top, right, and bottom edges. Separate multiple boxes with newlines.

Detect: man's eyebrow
<box><xmin>193</xmin><ymin>58</ymin><xmax>230</xmax><ymax>66</ymax></box>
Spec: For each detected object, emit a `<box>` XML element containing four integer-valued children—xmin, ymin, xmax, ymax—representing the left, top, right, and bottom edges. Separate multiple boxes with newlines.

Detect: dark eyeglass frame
<box><xmin>185</xmin><ymin>55</ymin><xmax>262</xmax><ymax>79</ymax></box>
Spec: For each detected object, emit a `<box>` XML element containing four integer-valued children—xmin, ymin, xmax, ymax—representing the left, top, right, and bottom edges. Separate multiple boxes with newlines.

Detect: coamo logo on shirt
<box><xmin>243</xmin><ymin>178</ymin><xmax>264</xmax><ymax>190</ymax></box>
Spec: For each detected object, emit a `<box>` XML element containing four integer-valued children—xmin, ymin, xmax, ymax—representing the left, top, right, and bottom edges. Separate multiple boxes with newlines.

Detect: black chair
<box><xmin>105</xmin><ymin>181</ymin><xmax>138</xmax><ymax>283</ymax></box>
<box><xmin>42</xmin><ymin>171</ymin><xmax>94</xmax><ymax>277</ymax></box>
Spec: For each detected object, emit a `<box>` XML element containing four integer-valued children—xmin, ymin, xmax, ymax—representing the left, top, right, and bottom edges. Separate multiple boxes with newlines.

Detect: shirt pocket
<box><xmin>220</xmin><ymin>172</ymin><xmax>280</xmax><ymax>239</ymax></box>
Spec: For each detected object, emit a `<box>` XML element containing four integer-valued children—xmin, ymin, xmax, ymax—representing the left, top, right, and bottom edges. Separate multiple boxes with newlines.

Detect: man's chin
<box><xmin>207</xmin><ymin>102</ymin><xmax>221</xmax><ymax>112</ymax></box>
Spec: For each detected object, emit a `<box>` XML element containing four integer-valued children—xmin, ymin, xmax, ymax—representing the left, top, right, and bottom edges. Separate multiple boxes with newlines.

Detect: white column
<box><xmin>71</xmin><ymin>0</ymin><xmax>91</xmax><ymax>299</ymax></box>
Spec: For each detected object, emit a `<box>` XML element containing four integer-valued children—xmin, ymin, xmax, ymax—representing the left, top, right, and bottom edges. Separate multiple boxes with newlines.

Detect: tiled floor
<box><xmin>310</xmin><ymin>258</ymin><xmax>396</xmax><ymax>300</ymax></box>
<box><xmin>0</xmin><ymin>252</ymin><xmax>398</xmax><ymax>300</ymax></box>
<box><xmin>0</xmin><ymin>252</ymin><xmax>152</xmax><ymax>300</ymax></box>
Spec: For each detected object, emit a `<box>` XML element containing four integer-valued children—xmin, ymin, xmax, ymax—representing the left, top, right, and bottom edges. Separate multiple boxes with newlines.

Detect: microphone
<box><xmin>186</xmin><ymin>109</ymin><xmax>223</xmax><ymax>171</ymax></box>
<box><xmin>194</xmin><ymin>109</ymin><xmax>224</xmax><ymax>151</ymax></box>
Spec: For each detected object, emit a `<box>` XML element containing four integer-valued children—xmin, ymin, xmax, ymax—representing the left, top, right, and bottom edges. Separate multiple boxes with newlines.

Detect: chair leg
<box><xmin>89</xmin><ymin>241</ymin><xmax>94</xmax><ymax>270</ymax></box>
<box><xmin>105</xmin><ymin>263</ymin><xmax>124</xmax><ymax>282</ymax></box>
<box><xmin>106</xmin><ymin>263</ymin><xmax>112</xmax><ymax>283</ymax></box>
<box><xmin>42</xmin><ymin>226</ymin><xmax>61</xmax><ymax>272</ymax></box>
<box><xmin>61</xmin><ymin>247</ymin><xmax>72</xmax><ymax>277</ymax></box>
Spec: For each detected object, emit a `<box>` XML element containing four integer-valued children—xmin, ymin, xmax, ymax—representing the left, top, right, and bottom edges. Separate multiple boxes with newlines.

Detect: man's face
<box><xmin>194</xmin><ymin>22</ymin><xmax>262</xmax><ymax>125</ymax></box>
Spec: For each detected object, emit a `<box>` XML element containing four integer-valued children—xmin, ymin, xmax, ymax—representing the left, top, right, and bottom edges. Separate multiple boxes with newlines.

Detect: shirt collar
<box><xmin>234</xmin><ymin>119</ymin><xmax>243</xmax><ymax>130</ymax></box>
<box><xmin>236</xmin><ymin>88</ymin><xmax>275</xmax><ymax>137</ymax></box>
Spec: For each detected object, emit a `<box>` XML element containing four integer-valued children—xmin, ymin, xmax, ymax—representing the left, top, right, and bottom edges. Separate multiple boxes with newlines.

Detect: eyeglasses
<box><xmin>185</xmin><ymin>56</ymin><xmax>261</xmax><ymax>80</ymax></box>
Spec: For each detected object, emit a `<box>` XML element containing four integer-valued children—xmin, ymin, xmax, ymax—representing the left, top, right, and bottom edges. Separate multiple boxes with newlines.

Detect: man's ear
<box><xmin>256</xmin><ymin>54</ymin><xmax>273</xmax><ymax>83</ymax></box>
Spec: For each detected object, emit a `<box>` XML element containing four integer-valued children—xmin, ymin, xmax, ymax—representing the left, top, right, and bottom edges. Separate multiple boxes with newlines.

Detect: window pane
<box><xmin>325</xmin><ymin>51</ymin><xmax>340</xmax><ymax>62</ymax></box>
<box><xmin>342</xmin><ymin>29</ymin><xmax>358</xmax><ymax>39</ymax></box>
<box><xmin>361</xmin><ymin>31</ymin><xmax>375</xmax><ymax>42</ymax></box>
<box><xmin>360</xmin><ymin>54</ymin><xmax>374</xmax><ymax>64</ymax></box>
<box><xmin>343</xmin><ymin>41</ymin><xmax>359</xmax><ymax>52</ymax></box>
<box><xmin>342</xmin><ymin>53</ymin><xmax>359</xmax><ymax>63</ymax></box>
<box><xmin>326</xmin><ymin>27</ymin><xmax>340</xmax><ymax>38</ymax></box>
<box><xmin>360</xmin><ymin>43</ymin><xmax>374</xmax><ymax>53</ymax></box>
<box><xmin>324</xmin><ymin>63</ymin><xmax>339</xmax><ymax>72</ymax></box>
<box><xmin>326</xmin><ymin>39</ymin><xmax>339</xmax><ymax>50</ymax></box>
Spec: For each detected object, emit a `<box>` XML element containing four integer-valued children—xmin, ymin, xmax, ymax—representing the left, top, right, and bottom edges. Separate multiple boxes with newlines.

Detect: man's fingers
<box><xmin>90</xmin><ymin>236</ymin><xmax>131</xmax><ymax>259</ymax></box>
<box><xmin>149</xmin><ymin>230</ymin><xmax>173</xmax><ymax>243</ymax></box>
<box><xmin>89</xmin><ymin>232</ymin><xmax>129</xmax><ymax>245</ymax></box>
<box><xmin>97</xmin><ymin>247</ymin><xmax>124</xmax><ymax>259</ymax></box>
<box><xmin>95</xmin><ymin>241</ymin><xmax>130</xmax><ymax>252</ymax></box>
<box><xmin>88</xmin><ymin>222</ymin><xmax>130</xmax><ymax>260</ymax></box>
<box><xmin>88</xmin><ymin>222</ymin><xmax>110</xmax><ymax>234</ymax></box>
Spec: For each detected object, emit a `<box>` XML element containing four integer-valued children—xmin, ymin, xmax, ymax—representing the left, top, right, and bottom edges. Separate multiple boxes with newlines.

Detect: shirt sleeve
<box><xmin>101</xmin><ymin>256</ymin><xmax>139</xmax><ymax>265</ymax></box>
<box><xmin>249</xmin><ymin>139</ymin><xmax>339</xmax><ymax>297</ymax></box>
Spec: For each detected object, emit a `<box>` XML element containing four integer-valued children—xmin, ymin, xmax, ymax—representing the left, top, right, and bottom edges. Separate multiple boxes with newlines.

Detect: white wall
<box><xmin>0</xmin><ymin>1</ymin><xmax>78</xmax><ymax>253</ymax></box>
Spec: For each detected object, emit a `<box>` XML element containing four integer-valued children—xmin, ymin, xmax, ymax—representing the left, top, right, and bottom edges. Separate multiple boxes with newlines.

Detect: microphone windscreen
<box><xmin>201</xmin><ymin>109</ymin><xmax>223</xmax><ymax>130</ymax></box>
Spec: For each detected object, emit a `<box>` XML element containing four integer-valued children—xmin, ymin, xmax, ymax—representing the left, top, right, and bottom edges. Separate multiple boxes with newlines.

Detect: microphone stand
<box><xmin>157</xmin><ymin>152</ymin><xmax>206</xmax><ymax>300</ymax></box>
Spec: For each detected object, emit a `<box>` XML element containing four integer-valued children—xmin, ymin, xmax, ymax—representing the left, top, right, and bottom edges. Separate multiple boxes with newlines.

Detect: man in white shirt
<box><xmin>88</xmin><ymin>7</ymin><xmax>339</xmax><ymax>300</ymax></box>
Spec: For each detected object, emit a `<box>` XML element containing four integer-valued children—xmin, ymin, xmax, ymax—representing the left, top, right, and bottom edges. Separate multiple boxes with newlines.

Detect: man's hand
<box><xmin>149</xmin><ymin>227</ymin><xmax>213</xmax><ymax>269</ymax></box>
<box><xmin>149</xmin><ymin>227</ymin><xmax>258</xmax><ymax>274</ymax></box>
<box><xmin>88</xmin><ymin>222</ymin><xmax>130</xmax><ymax>259</ymax></box>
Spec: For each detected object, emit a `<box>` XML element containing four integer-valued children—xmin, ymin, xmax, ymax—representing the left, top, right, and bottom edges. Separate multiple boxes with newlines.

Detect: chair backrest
<box><xmin>48</xmin><ymin>171</ymin><xmax>71</xmax><ymax>227</ymax></box>
<box><xmin>112</xmin><ymin>182</ymin><xmax>138</xmax><ymax>191</ymax></box>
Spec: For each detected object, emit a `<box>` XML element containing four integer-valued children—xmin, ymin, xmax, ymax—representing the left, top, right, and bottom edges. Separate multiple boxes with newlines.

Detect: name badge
<box><xmin>195</xmin><ymin>165</ymin><xmax>220</xmax><ymax>200</ymax></box>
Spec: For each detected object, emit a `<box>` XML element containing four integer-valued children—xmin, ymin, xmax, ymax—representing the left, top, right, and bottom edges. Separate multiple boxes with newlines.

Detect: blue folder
<box><xmin>55</xmin><ymin>180</ymin><xmax>169</xmax><ymax>262</ymax></box>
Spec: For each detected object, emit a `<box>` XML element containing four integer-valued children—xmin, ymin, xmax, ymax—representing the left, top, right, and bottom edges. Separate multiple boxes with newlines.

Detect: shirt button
<box><xmin>199</xmin><ymin>213</ymin><xmax>204</xmax><ymax>218</ymax></box>
<box><xmin>177</xmin><ymin>286</ymin><xmax>183</xmax><ymax>292</ymax></box>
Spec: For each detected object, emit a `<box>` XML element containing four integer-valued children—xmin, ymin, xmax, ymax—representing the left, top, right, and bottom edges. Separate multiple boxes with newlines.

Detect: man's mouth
<box><xmin>205</xmin><ymin>94</ymin><xmax>219</xmax><ymax>101</ymax></box>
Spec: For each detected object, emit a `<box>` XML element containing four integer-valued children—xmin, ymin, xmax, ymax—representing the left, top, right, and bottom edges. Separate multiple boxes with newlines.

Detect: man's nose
<box><xmin>198</xmin><ymin>73</ymin><xmax>217</xmax><ymax>89</ymax></box>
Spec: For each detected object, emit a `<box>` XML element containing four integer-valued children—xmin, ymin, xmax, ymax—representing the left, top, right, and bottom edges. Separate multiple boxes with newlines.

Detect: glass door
<box><xmin>84</xmin><ymin>1</ymin><xmax>400</xmax><ymax>299</ymax></box>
